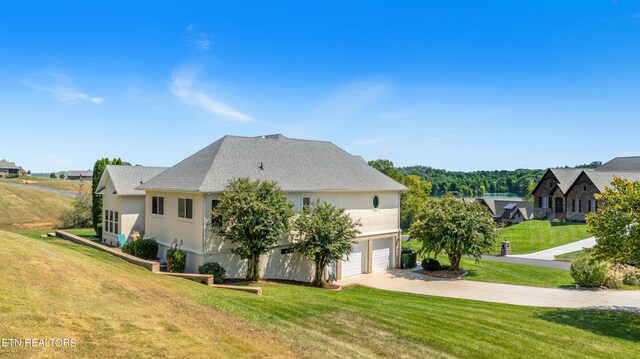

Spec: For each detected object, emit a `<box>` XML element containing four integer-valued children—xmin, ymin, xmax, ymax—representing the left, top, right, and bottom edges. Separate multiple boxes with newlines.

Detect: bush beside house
<box><xmin>199</xmin><ymin>262</ymin><xmax>226</xmax><ymax>284</ymax></box>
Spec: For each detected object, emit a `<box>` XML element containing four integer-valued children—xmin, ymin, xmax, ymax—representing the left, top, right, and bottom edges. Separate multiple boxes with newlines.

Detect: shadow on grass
<box><xmin>537</xmin><ymin>309</ymin><xmax>640</xmax><ymax>342</ymax></box>
<box><xmin>549</xmin><ymin>221</ymin><xmax>584</xmax><ymax>228</ymax></box>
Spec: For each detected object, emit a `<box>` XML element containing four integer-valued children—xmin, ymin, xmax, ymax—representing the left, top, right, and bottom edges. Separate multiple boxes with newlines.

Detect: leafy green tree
<box><xmin>522</xmin><ymin>182</ymin><xmax>537</xmax><ymax>202</ymax></box>
<box><xmin>400</xmin><ymin>175</ymin><xmax>431</xmax><ymax>231</ymax></box>
<box><xmin>368</xmin><ymin>159</ymin><xmax>402</xmax><ymax>181</ymax></box>
<box><xmin>92</xmin><ymin>157</ymin><xmax>126</xmax><ymax>233</ymax></box>
<box><xmin>212</xmin><ymin>178</ymin><xmax>294</xmax><ymax>281</ymax></box>
<box><xmin>60</xmin><ymin>192</ymin><xmax>93</xmax><ymax>228</ymax></box>
<box><xmin>291</xmin><ymin>201</ymin><xmax>360</xmax><ymax>287</ymax></box>
<box><xmin>59</xmin><ymin>173</ymin><xmax>65</xmax><ymax>179</ymax></box>
<box><xmin>409</xmin><ymin>196</ymin><xmax>497</xmax><ymax>270</ymax></box>
<box><xmin>50</xmin><ymin>172</ymin><xmax>56</xmax><ymax>178</ymax></box>
<box><xmin>587</xmin><ymin>177</ymin><xmax>640</xmax><ymax>264</ymax></box>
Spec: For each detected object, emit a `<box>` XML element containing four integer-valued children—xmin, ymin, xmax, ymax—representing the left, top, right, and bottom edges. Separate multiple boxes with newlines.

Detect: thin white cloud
<box><xmin>22</xmin><ymin>72</ymin><xmax>104</xmax><ymax>104</ymax></box>
<box><xmin>185</xmin><ymin>25</ymin><xmax>212</xmax><ymax>51</ymax></box>
<box><xmin>356</xmin><ymin>138</ymin><xmax>385</xmax><ymax>145</ymax></box>
<box><xmin>171</xmin><ymin>67</ymin><xmax>253</xmax><ymax>122</ymax></box>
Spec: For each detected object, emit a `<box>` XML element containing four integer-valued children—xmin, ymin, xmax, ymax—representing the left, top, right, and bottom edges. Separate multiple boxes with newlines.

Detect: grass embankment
<box><xmin>495</xmin><ymin>220</ymin><xmax>590</xmax><ymax>254</ymax></box>
<box><xmin>2</xmin><ymin>230</ymin><xmax>639</xmax><ymax>358</ymax></box>
<box><xmin>0</xmin><ymin>175</ymin><xmax>90</xmax><ymax>192</ymax></box>
<box><xmin>555</xmin><ymin>250</ymin><xmax>591</xmax><ymax>262</ymax></box>
<box><xmin>0</xmin><ymin>185</ymin><xmax>73</xmax><ymax>231</ymax></box>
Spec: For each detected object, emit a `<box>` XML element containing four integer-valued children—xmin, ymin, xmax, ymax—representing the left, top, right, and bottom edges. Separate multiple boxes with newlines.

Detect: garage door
<box><xmin>342</xmin><ymin>241</ymin><xmax>366</xmax><ymax>277</ymax></box>
<box><xmin>372</xmin><ymin>238</ymin><xmax>393</xmax><ymax>272</ymax></box>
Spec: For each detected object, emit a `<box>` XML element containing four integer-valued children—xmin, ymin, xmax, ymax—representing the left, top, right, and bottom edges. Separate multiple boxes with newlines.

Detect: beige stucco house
<box><xmin>96</xmin><ymin>165</ymin><xmax>167</xmax><ymax>246</ymax></box>
<box><xmin>136</xmin><ymin>134</ymin><xmax>406</xmax><ymax>281</ymax></box>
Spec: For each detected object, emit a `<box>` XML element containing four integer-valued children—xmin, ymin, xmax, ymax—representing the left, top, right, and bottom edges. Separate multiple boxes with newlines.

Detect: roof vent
<box><xmin>259</xmin><ymin>162</ymin><xmax>264</xmax><ymax>170</ymax></box>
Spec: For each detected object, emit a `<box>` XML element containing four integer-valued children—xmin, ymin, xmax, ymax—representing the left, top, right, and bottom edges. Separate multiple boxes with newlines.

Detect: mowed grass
<box><xmin>0</xmin><ymin>185</ymin><xmax>73</xmax><ymax>231</ymax></box>
<box><xmin>3</xmin><ymin>231</ymin><xmax>640</xmax><ymax>358</ymax></box>
<box><xmin>555</xmin><ymin>249</ymin><xmax>592</xmax><ymax>262</ymax></box>
<box><xmin>437</xmin><ymin>255</ymin><xmax>575</xmax><ymax>288</ymax></box>
<box><xmin>495</xmin><ymin>220</ymin><xmax>591</xmax><ymax>254</ymax></box>
<box><xmin>0</xmin><ymin>175</ymin><xmax>91</xmax><ymax>192</ymax></box>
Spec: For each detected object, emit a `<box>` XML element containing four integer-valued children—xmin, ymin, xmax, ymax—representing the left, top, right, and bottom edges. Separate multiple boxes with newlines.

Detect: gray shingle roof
<box><xmin>137</xmin><ymin>134</ymin><xmax>406</xmax><ymax>193</ymax></box>
<box><xmin>549</xmin><ymin>168</ymin><xmax>588</xmax><ymax>193</ymax></box>
<box><xmin>100</xmin><ymin>165</ymin><xmax>168</xmax><ymax>196</ymax></box>
<box><xmin>582</xmin><ymin>171</ymin><xmax>640</xmax><ymax>192</ymax></box>
<box><xmin>0</xmin><ymin>159</ymin><xmax>20</xmax><ymax>170</ymax></box>
<box><xmin>596</xmin><ymin>157</ymin><xmax>640</xmax><ymax>172</ymax></box>
<box><xmin>477</xmin><ymin>198</ymin><xmax>532</xmax><ymax>219</ymax></box>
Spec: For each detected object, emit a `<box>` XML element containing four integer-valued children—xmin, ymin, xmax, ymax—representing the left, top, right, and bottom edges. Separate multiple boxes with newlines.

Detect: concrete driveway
<box><xmin>338</xmin><ymin>269</ymin><xmax>640</xmax><ymax>310</ymax></box>
<box><xmin>509</xmin><ymin>237</ymin><xmax>596</xmax><ymax>260</ymax></box>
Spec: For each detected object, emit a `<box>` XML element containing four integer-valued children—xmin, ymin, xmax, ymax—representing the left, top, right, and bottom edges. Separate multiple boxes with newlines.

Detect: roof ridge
<box><xmin>196</xmin><ymin>136</ymin><xmax>228</xmax><ymax>192</ymax></box>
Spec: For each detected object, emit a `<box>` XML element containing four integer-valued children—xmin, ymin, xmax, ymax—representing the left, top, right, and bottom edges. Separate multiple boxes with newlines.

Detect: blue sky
<box><xmin>1</xmin><ymin>1</ymin><xmax>640</xmax><ymax>173</ymax></box>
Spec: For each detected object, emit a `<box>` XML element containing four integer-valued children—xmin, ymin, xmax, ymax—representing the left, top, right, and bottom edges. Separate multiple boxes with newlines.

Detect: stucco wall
<box><xmin>101</xmin><ymin>174</ymin><xmax>147</xmax><ymax>245</ymax></box>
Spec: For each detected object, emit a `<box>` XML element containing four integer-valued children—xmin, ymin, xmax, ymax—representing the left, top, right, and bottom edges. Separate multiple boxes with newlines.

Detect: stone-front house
<box><xmin>531</xmin><ymin>168</ymin><xmax>585</xmax><ymax>220</ymax></box>
<box><xmin>533</xmin><ymin>157</ymin><xmax>640</xmax><ymax>222</ymax></box>
<box><xmin>0</xmin><ymin>159</ymin><xmax>26</xmax><ymax>178</ymax></box>
<box><xmin>477</xmin><ymin>198</ymin><xmax>533</xmax><ymax>224</ymax></box>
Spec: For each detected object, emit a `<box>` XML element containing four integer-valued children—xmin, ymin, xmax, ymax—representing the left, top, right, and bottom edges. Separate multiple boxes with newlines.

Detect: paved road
<box><xmin>0</xmin><ymin>181</ymin><xmax>79</xmax><ymax>197</ymax></box>
<box><xmin>510</xmin><ymin>237</ymin><xmax>596</xmax><ymax>260</ymax></box>
<box><xmin>338</xmin><ymin>269</ymin><xmax>640</xmax><ymax>310</ymax></box>
<box><xmin>481</xmin><ymin>255</ymin><xmax>570</xmax><ymax>270</ymax></box>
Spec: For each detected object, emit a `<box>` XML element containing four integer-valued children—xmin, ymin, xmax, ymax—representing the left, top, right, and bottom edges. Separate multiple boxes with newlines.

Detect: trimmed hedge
<box><xmin>421</xmin><ymin>258</ymin><xmax>441</xmax><ymax>271</ymax></box>
<box><xmin>122</xmin><ymin>238</ymin><xmax>159</xmax><ymax>260</ymax></box>
<box><xmin>401</xmin><ymin>248</ymin><xmax>417</xmax><ymax>269</ymax></box>
<box><xmin>167</xmin><ymin>248</ymin><xmax>187</xmax><ymax>273</ymax></box>
<box><xmin>570</xmin><ymin>258</ymin><xmax>607</xmax><ymax>288</ymax></box>
<box><xmin>199</xmin><ymin>262</ymin><xmax>227</xmax><ymax>284</ymax></box>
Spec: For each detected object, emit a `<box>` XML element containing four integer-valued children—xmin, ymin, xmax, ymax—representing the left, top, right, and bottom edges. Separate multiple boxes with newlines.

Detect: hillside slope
<box><xmin>0</xmin><ymin>185</ymin><xmax>73</xmax><ymax>231</ymax></box>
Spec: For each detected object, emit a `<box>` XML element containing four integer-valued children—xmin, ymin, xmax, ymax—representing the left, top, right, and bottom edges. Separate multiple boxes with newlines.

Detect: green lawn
<box><xmin>555</xmin><ymin>249</ymin><xmax>592</xmax><ymax>262</ymax></box>
<box><xmin>404</xmin><ymin>241</ymin><xmax>574</xmax><ymax>288</ymax></box>
<box><xmin>0</xmin><ymin>175</ymin><xmax>91</xmax><ymax>192</ymax></box>
<box><xmin>495</xmin><ymin>220</ymin><xmax>591</xmax><ymax>254</ymax></box>
<box><xmin>2</xmin><ymin>230</ymin><xmax>639</xmax><ymax>358</ymax></box>
<box><xmin>0</xmin><ymin>185</ymin><xmax>74</xmax><ymax>231</ymax></box>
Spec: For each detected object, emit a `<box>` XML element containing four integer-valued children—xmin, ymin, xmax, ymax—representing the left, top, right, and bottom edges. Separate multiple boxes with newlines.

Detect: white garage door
<box><xmin>372</xmin><ymin>238</ymin><xmax>393</xmax><ymax>272</ymax></box>
<box><xmin>342</xmin><ymin>241</ymin><xmax>366</xmax><ymax>277</ymax></box>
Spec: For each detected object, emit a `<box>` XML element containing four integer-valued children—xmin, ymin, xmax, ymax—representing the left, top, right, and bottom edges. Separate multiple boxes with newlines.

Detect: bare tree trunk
<box><xmin>449</xmin><ymin>251</ymin><xmax>461</xmax><ymax>271</ymax></box>
<box><xmin>314</xmin><ymin>254</ymin><xmax>325</xmax><ymax>287</ymax></box>
<box><xmin>247</xmin><ymin>253</ymin><xmax>261</xmax><ymax>281</ymax></box>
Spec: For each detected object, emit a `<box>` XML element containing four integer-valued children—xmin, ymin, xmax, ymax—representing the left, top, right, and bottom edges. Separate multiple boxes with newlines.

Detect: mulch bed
<box><xmin>415</xmin><ymin>269</ymin><xmax>467</xmax><ymax>279</ymax></box>
<box><xmin>223</xmin><ymin>278</ymin><xmax>342</xmax><ymax>290</ymax></box>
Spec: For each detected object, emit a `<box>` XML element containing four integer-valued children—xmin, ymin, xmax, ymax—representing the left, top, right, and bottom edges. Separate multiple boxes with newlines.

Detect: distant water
<box><xmin>436</xmin><ymin>193</ymin><xmax>522</xmax><ymax>202</ymax></box>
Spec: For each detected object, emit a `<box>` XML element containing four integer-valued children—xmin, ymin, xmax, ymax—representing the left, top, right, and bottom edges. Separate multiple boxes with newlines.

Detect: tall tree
<box><xmin>92</xmin><ymin>157</ymin><xmax>127</xmax><ymax>233</ymax></box>
<box><xmin>368</xmin><ymin>159</ymin><xmax>402</xmax><ymax>181</ymax></box>
<box><xmin>212</xmin><ymin>178</ymin><xmax>294</xmax><ymax>281</ymax></box>
<box><xmin>400</xmin><ymin>175</ymin><xmax>431</xmax><ymax>231</ymax></box>
<box><xmin>587</xmin><ymin>177</ymin><xmax>640</xmax><ymax>264</ymax></box>
<box><xmin>291</xmin><ymin>201</ymin><xmax>360</xmax><ymax>287</ymax></box>
<box><xmin>409</xmin><ymin>195</ymin><xmax>497</xmax><ymax>270</ymax></box>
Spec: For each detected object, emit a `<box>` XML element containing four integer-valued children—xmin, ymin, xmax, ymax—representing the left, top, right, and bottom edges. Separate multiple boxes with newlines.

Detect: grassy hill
<box><xmin>496</xmin><ymin>220</ymin><xmax>591</xmax><ymax>254</ymax></box>
<box><xmin>3</xmin><ymin>231</ymin><xmax>639</xmax><ymax>358</ymax></box>
<box><xmin>0</xmin><ymin>176</ymin><xmax>91</xmax><ymax>192</ymax></box>
<box><xmin>0</xmin><ymin>185</ymin><xmax>73</xmax><ymax>231</ymax></box>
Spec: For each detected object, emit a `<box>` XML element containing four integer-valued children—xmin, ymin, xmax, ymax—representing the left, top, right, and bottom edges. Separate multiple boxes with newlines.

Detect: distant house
<box><xmin>95</xmin><ymin>165</ymin><xmax>168</xmax><ymax>245</ymax></box>
<box><xmin>532</xmin><ymin>157</ymin><xmax>640</xmax><ymax>221</ymax></box>
<box><xmin>67</xmin><ymin>170</ymin><xmax>93</xmax><ymax>180</ymax></box>
<box><xmin>477</xmin><ymin>198</ymin><xmax>533</xmax><ymax>224</ymax></box>
<box><xmin>0</xmin><ymin>159</ymin><xmax>26</xmax><ymax>178</ymax></box>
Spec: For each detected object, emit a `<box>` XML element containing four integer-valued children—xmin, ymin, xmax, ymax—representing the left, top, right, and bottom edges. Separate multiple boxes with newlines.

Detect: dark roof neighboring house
<box><xmin>477</xmin><ymin>198</ymin><xmax>533</xmax><ymax>221</ymax></box>
<box><xmin>572</xmin><ymin>171</ymin><xmax>640</xmax><ymax>193</ymax></box>
<box><xmin>0</xmin><ymin>159</ymin><xmax>21</xmax><ymax>170</ymax></box>
<box><xmin>138</xmin><ymin>134</ymin><xmax>407</xmax><ymax>193</ymax></box>
<box><xmin>67</xmin><ymin>170</ymin><xmax>94</xmax><ymax>178</ymax></box>
<box><xmin>96</xmin><ymin>165</ymin><xmax>169</xmax><ymax>196</ymax></box>
<box><xmin>595</xmin><ymin>156</ymin><xmax>640</xmax><ymax>172</ymax></box>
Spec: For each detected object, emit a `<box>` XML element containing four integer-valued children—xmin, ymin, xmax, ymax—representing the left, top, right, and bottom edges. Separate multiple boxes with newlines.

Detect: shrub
<box><xmin>618</xmin><ymin>265</ymin><xmax>640</xmax><ymax>286</ymax></box>
<box><xmin>570</xmin><ymin>258</ymin><xmax>607</xmax><ymax>288</ymax></box>
<box><xmin>59</xmin><ymin>193</ymin><xmax>92</xmax><ymax>229</ymax></box>
<box><xmin>121</xmin><ymin>238</ymin><xmax>159</xmax><ymax>260</ymax></box>
<box><xmin>199</xmin><ymin>262</ymin><xmax>226</xmax><ymax>284</ymax></box>
<box><xmin>401</xmin><ymin>248</ymin><xmax>417</xmax><ymax>269</ymax></box>
<box><xmin>604</xmin><ymin>264</ymin><xmax>624</xmax><ymax>289</ymax></box>
<box><xmin>167</xmin><ymin>248</ymin><xmax>187</xmax><ymax>273</ymax></box>
<box><xmin>421</xmin><ymin>257</ymin><xmax>441</xmax><ymax>271</ymax></box>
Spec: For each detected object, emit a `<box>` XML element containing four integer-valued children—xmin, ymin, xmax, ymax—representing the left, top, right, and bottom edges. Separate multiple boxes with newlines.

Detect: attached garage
<box><xmin>341</xmin><ymin>241</ymin><xmax>367</xmax><ymax>277</ymax></box>
<box><xmin>371</xmin><ymin>238</ymin><xmax>393</xmax><ymax>272</ymax></box>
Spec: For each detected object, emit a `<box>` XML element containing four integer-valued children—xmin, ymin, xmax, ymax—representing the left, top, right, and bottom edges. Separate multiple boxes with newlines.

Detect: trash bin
<box><xmin>501</xmin><ymin>238</ymin><xmax>511</xmax><ymax>256</ymax></box>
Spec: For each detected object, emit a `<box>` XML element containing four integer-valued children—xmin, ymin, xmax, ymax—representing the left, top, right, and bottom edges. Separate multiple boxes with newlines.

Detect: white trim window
<box><xmin>542</xmin><ymin>197</ymin><xmax>549</xmax><ymax>209</ymax></box>
<box><xmin>178</xmin><ymin>198</ymin><xmax>193</xmax><ymax>219</ymax></box>
<box><xmin>573</xmin><ymin>199</ymin><xmax>578</xmax><ymax>212</ymax></box>
<box><xmin>589</xmin><ymin>200</ymin><xmax>597</xmax><ymax>213</ymax></box>
<box><xmin>104</xmin><ymin>210</ymin><xmax>119</xmax><ymax>234</ymax></box>
<box><xmin>152</xmin><ymin>196</ymin><xmax>164</xmax><ymax>215</ymax></box>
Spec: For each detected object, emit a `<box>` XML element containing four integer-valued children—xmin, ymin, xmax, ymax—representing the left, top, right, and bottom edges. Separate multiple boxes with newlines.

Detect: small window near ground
<box><xmin>178</xmin><ymin>198</ymin><xmax>193</xmax><ymax>219</ymax></box>
<box><xmin>302</xmin><ymin>197</ymin><xmax>310</xmax><ymax>209</ymax></box>
<box><xmin>373</xmin><ymin>195</ymin><xmax>380</xmax><ymax>209</ymax></box>
<box><xmin>281</xmin><ymin>248</ymin><xmax>294</xmax><ymax>255</ymax></box>
<box><xmin>212</xmin><ymin>200</ymin><xmax>219</xmax><ymax>209</ymax></box>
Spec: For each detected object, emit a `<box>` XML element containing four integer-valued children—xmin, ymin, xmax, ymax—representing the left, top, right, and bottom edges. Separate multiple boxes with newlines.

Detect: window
<box><xmin>588</xmin><ymin>200</ymin><xmax>597</xmax><ymax>213</ymax></box>
<box><xmin>104</xmin><ymin>210</ymin><xmax>119</xmax><ymax>234</ymax></box>
<box><xmin>178</xmin><ymin>198</ymin><xmax>193</xmax><ymax>219</ymax></box>
<box><xmin>302</xmin><ymin>197</ymin><xmax>310</xmax><ymax>210</ymax></box>
<box><xmin>549</xmin><ymin>182</ymin><xmax>554</xmax><ymax>188</ymax></box>
<box><xmin>281</xmin><ymin>248</ymin><xmax>294</xmax><ymax>255</ymax></box>
<box><xmin>583</xmin><ymin>185</ymin><xmax>587</xmax><ymax>191</ymax></box>
<box><xmin>152</xmin><ymin>196</ymin><xmax>164</xmax><ymax>215</ymax></box>
<box><xmin>577</xmin><ymin>199</ymin><xmax>582</xmax><ymax>213</ymax></box>
<box><xmin>572</xmin><ymin>199</ymin><xmax>577</xmax><ymax>212</ymax></box>
<box><xmin>372</xmin><ymin>195</ymin><xmax>380</xmax><ymax>209</ymax></box>
<box><xmin>542</xmin><ymin>197</ymin><xmax>551</xmax><ymax>209</ymax></box>
<box><xmin>211</xmin><ymin>200</ymin><xmax>222</xmax><ymax>227</ymax></box>
<box><xmin>538</xmin><ymin>197</ymin><xmax>543</xmax><ymax>208</ymax></box>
